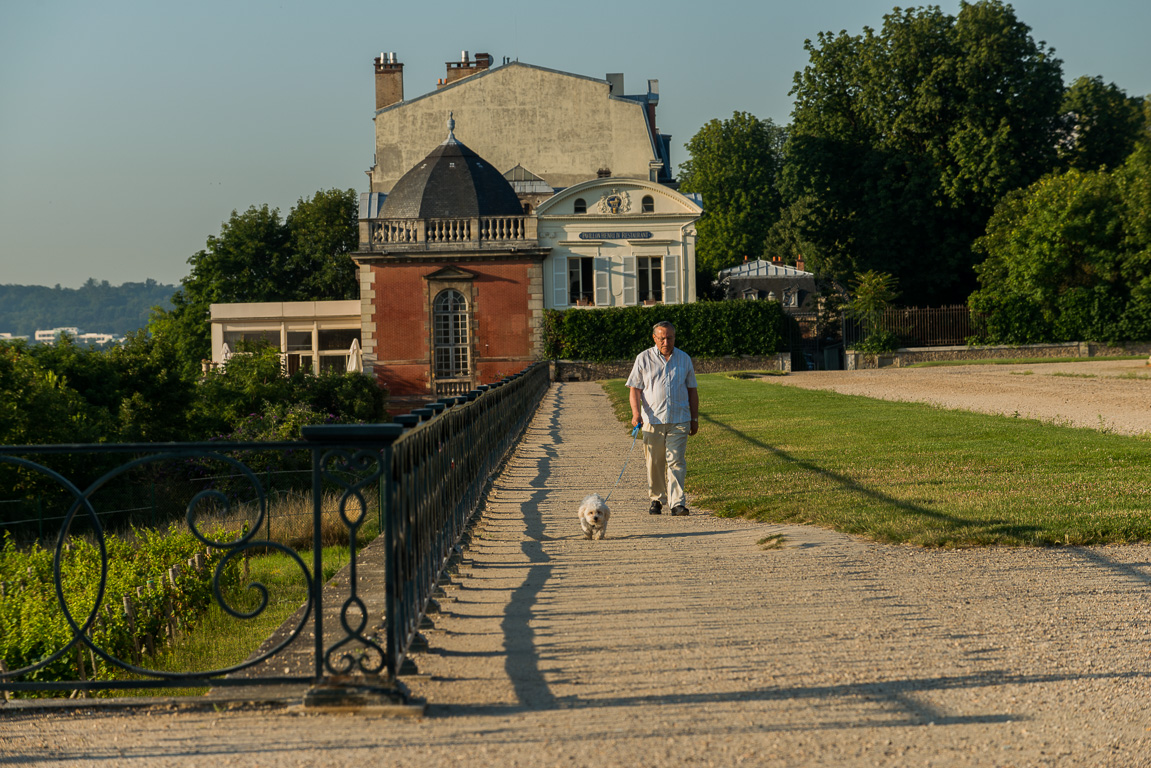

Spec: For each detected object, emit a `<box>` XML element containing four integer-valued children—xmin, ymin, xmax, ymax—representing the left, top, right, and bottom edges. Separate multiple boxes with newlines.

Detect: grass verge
<box><xmin>602</xmin><ymin>374</ymin><xmax>1151</xmax><ymax>547</ymax></box>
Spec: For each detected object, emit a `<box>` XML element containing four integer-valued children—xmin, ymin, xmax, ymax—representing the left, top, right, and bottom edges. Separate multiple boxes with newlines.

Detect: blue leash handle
<box><xmin>604</xmin><ymin>424</ymin><xmax>641</xmax><ymax>503</ymax></box>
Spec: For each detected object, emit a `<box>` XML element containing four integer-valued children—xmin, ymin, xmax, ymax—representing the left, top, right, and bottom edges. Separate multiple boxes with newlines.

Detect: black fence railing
<box><xmin>0</xmin><ymin>362</ymin><xmax>549</xmax><ymax>703</ymax></box>
<box><xmin>844</xmin><ymin>305</ymin><xmax>987</xmax><ymax>349</ymax></box>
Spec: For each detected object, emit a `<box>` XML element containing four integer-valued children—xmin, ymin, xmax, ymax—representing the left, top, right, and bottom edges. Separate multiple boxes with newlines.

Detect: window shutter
<box><xmin>622</xmin><ymin>255</ymin><xmax>636</xmax><ymax>305</ymax></box>
<box><xmin>553</xmin><ymin>256</ymin><xmax>569</xmax><ymax>307</ymax></box>
<box><xmin>663</xmin><ymin>254</ymin><xmax>679</xmax><ymax>304</ymax></box>
<box><xmin>594</xmin><ymin>257</ymin><xmax>610</xmax><ymax>306</ymax></box>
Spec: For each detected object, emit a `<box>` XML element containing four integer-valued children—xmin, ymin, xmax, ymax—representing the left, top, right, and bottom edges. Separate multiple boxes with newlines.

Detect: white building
<box><xmin>34</xmin><ymin>327</ymin><xmax>80</xmax><ymax>343</ymax></box>
<box><xmin>536</xmin><ymin>178</ymin><xmax>700</xmax><ymax>308</ymax></box>
<box><xmin>209</xmin><ymin>301</ymin><xmax>362</xmax><ymax>374</ymax></box>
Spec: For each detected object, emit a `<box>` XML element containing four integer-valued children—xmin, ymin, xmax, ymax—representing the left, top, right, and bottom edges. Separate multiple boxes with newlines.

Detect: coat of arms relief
<box><xmin>598</xmin><ymin>189</ymin><xmax>631</xmax><ymax>214</ymax></box>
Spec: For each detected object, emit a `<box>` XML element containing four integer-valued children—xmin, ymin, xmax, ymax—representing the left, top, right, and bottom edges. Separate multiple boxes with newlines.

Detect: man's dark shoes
<box><xmin>670</xmin><ymin>505</ymin><xmax>689</xmax><ymax>516</ymax></box>
<box><xmin>649</xmin><ymin>501</ymin><xmax>662</xmax><ymax>515</ymax></box>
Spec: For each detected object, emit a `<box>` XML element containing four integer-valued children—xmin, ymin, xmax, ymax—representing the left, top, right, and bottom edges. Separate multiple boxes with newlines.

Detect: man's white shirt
<box><xmin>626</xmin><ymin>346</ymin><xmax>697</xmax><ymax>426</ymax></box>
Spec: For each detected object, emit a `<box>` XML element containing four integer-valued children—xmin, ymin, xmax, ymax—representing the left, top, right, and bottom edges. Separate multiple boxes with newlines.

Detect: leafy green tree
<box><xmin>150</xmin><ymin>189</ymin><xmax>359</xmax><ymax>377</ymax></box>
<box><xmin>1058</xmin><ymin>76</ymin><xmax>1146</xmax><ymax>172</ymax></box>
<box><xmin>0</xmin><ymin>341</ymin><xmax>107</xmax><ymax>448</ymax></box>
<box><xmin>286</xmin><ymin>188</ymin><xmax>360</xmax><ymax>300</ymax></box>
<box><xmin>781</xmin><ymin>0</ymin><xmax>1065</xmax><ymax>305</ymax></box>
<box><xmin>679</xmin><ymin>112</ymin><xmax>786</xmax><ymax>293</ymax></box>
<box><xmin>969</xmin><ymin>141</ymin><xmax>1151</xmax><ymax>343</ymax></box>
<box><xmin>106</xmin><ymin>331</ymin><xmax>196</xmax><ymax>442</ymax></box>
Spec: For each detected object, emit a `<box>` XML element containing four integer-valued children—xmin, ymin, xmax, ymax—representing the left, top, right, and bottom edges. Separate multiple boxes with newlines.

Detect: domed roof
<box><xmin>379</xmin><ymin>115</ymin><xmax>523</xmax><ymax>219</ymax></box>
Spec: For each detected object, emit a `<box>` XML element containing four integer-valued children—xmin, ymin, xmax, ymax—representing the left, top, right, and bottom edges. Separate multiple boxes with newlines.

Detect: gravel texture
<box><xmin>768</xmin><ymin>358</ymin><xmax>1151</xmax><ymax>436</ymax></box>
<box><xmin>3</xmin><ymin>372</ymin><xmax>1151</xmax><ymax>767</ymax></box>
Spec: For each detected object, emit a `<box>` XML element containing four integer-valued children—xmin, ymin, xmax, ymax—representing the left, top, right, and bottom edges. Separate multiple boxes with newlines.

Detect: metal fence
<box><xmin>0</xmin><ymin>362</ymin><xmax>549</xmax><ymax>703</ymax></box>
<box><xmin>843</xmin><ymin>305</ymin><xmax>986</xmax><ymax>349</ymax></box>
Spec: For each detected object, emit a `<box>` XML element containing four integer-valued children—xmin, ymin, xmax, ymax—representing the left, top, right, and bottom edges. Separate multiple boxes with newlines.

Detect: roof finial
<box><xmin>447</xmin><ymin>112</ymin><xmax>456</xmax><ymax>142</ymax></box>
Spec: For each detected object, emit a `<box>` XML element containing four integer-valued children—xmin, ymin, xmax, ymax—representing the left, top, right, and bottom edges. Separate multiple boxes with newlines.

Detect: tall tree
<box><xmin>679</xmin><ymin>112</ymin><xmax>786</xmax><ymax>292</ymax></box>
<box><xmin>969</xmin><ymin>142</ymin><xmax>1151</xmax><ymax>344</ymax></box>
<box><xmin>1058</xmin><ymin>76</ymin><xmax>1146</xmax><ymax>172</ymax></box>
<box><xmin>780</xmin><ymin>0</ymin><xmax>1064</xmax><ymax>305</ymax></box>
<box><xmin>286</xmin><ymin>188</ymin><xmax>360</xmax><ymax>301</ymax></box>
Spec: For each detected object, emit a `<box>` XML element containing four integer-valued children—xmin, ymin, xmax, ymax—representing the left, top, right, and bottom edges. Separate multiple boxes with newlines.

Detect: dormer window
<box><xmin>641</xmin><ymin>195</ymin><xmax>654</xmax><ymax>213</ymax></box>
<box><xmin>574</xmin><ymin>198</ymin><xmax>587</xmax><ymax>214</ymax></box>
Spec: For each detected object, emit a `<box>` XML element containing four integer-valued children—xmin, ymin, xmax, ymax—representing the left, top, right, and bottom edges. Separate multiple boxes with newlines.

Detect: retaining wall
<box><xmin>845</xmin><ymin>341</ymin><xmax>1151</xmax><ymax>370</ymax></box>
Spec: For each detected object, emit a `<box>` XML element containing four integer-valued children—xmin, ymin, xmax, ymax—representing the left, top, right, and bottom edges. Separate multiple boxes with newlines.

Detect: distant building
<box><xmin>34</xmin><ymin>327</ymin><xmax>80</xmax><ymax>343</ymax></box>
<box><xmin>717</xmin><ymin>259</ymin><xmax>818</xmax><ymax>313</ymax></box>
<box><xmin>32</xmin><ymin>327</ymin><xmax>123</xmax><ymax>345</ymax></box>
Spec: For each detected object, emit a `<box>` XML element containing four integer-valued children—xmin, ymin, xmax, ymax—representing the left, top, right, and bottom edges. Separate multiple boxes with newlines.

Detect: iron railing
<box><xmin>844</xmin><ymin>305</ymin><xmax>987</xmax><ymax>348</ymax></box>
<box><xmin>0</xmin><ymin>362</ymin><xmax>549</xmax><ymax>702</ymax></box>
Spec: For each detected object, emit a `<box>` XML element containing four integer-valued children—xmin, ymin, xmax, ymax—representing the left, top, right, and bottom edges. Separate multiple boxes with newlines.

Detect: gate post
<box><xmin>299</xmin><ymin>423</ymin><xmax>421</xmax><ymax>713</ymax></box>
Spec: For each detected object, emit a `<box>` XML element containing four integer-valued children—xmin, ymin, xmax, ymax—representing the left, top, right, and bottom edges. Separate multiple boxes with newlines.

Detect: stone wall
<box><xmin>845</xmin><ymin>341</ymin><xmax>1151</xmax><ymax>370</ymax></box>
<box><xmin>551</xmin><ymin>353</ymin><xmax>791</xmax><ymax>382</ymax></box>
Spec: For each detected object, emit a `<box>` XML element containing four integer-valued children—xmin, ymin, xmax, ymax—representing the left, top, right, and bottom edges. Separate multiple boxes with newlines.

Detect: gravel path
<box><xmin>769</xmin><ymin>358</ymin><xmax>1151</xmax><ymax>436</ymax></box>
<box><xmin>3</xmin><ymin>377</ymin><xmax>1151</xmax><ymax>766</ymax></box>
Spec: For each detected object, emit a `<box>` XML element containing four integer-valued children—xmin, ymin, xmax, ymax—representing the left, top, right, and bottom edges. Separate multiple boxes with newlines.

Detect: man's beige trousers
<box><xmin>642</xmin><ymin>422</ymin><xmax>690</xmax><ymax>508</ymax></box>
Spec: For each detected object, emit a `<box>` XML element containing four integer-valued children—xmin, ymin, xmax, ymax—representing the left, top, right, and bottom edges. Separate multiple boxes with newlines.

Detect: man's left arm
<box><xmin>688</xmin><ymin>387</ymin><xmax>699</xmax><ymax>436</ymax></box>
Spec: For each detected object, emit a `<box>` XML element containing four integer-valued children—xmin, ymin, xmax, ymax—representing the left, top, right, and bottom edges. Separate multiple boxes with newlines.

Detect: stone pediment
<box><xmin>424</xmin><ymin>265</ymin><xmax>477</xmax><ymax>281</ymax></box>
<box><xmin>535</xmin><ymin>177</ymin><xmax>703</xmax><ymax>217</ymax></box>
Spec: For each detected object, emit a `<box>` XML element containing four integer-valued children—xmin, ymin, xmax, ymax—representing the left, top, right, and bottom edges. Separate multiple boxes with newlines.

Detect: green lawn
<box><xmin>602</xmin><ymin>374</ymin><xmax>1151</xmax><ymax>547</ymax></box>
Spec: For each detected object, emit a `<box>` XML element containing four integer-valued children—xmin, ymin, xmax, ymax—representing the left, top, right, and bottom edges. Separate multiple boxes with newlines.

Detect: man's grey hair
<box><xmin>653</xmin><ymin>321</ymin><xmax>675</xmax><ymax>334</ymax></box>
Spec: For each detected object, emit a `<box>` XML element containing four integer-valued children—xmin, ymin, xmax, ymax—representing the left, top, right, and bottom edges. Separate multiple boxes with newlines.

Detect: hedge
<box><xmin>543</xmin><ymin>301</ymin><xmax>788</xmax><ymax>362</ymax></box>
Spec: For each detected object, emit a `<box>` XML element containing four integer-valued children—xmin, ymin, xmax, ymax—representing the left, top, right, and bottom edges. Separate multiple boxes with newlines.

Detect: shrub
<box><xmin>543</xmin><ymin>301</ymin><xmax>787</xmax><ymax>362</ymax></box>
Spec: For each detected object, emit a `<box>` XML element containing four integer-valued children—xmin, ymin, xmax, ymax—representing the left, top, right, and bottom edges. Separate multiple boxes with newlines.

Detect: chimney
<box><xmin>606</xmin><ymin>73</ymin><xmax>624</xmax><ymax>94</ymax></box>
<box><xmin>796</xmin><ymin>255</ymin><xmax>806</xmax><ymax>272</ymax></box>
<box><xmin>645</xmin><ymin>78</ymin><xmax>660</xmax><ymax>150</ymax></box>
<box><xmin>440</xmin><ymin>50</ymin><xmax>494</xmax><ymax>88</ymax></box>
<box><xmin>374</xmin><ymin>52</ymin><xmax>404</xmax><ymax>110</ymax></box>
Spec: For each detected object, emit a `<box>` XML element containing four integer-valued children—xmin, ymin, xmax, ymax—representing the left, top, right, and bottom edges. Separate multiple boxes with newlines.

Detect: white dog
<box><xmin>578</xmin><ymin>493</ymin><xmax>611</xmax><ymax>540</ymax></box>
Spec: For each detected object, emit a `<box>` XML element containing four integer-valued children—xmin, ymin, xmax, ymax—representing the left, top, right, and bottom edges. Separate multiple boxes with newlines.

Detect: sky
<box><xmin>1</xmin><ymin>0</ymin><xmax>1148</xmax><ymax>290</ymax></box>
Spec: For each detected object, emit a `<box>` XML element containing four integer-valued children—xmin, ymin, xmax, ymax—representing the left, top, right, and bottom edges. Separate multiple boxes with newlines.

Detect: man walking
<box><xmin>627</xmin><ymin>321</ymin><xmax>699</xmax><ymax>516</ymax></box>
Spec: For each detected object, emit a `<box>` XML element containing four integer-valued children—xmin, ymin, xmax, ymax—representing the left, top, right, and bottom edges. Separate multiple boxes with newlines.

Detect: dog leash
<box><xmin>603</xmin><ymin>423</ymin><xmax>642</xmax><ymax>503</ymax></box>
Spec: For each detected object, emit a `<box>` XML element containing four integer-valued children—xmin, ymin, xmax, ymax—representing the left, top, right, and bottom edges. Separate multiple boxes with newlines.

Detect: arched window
<box><xmin>433</xmin><ymin>289</ymin><xmax>469</xmax><ymax>378</ymax></box>
<box><xmin>641</xmin><ymin>195</ymin><xmax>654</xmax><ymax>213</ymax></box>
<box><xmin>573</xmin><ymin>198</ymin><xmax>587</xmax><ymax>214</ymax></box>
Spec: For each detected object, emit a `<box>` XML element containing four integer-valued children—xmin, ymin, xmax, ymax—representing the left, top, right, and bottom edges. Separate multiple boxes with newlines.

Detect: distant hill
<box><xmin>0</xmin><ymin>279</ymin><xmax>176</xmax><ymax>338</ymax></box>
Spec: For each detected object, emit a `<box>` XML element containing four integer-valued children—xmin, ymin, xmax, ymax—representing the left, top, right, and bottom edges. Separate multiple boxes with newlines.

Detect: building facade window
<box><xmin>568</xmin><ymin>257</ymin><xmax>594</xmax><ymax>305</ymax></box>
<box><xmin>573</xmin><ymin>198</ymin><xmax>587</xmax><ymax>214</ymax></box>
<box><xmin>638</xmin><ymin>256</ymin><xmax>663</xmax><ymax>303</ymax></box>
<box><xmin>641</xmin><ymin>195</ymin><xmax>654</xmax><ymax>213</ymax></box>
<box><xmin>433</xmin><ymin>289</ymin><xmax>470</xmax><ymax>378</ymax></box>
<box><xmin>221</xmin><ymin>325</ymin><xmax>360</xmax><ymax>374</ymax></box>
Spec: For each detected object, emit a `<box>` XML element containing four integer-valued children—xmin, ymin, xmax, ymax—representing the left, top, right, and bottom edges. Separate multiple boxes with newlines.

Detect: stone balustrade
<box><xmin>366</xmin><ymin>216</ymin><xmax>535</xmax><ymax>250</ymax></box>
